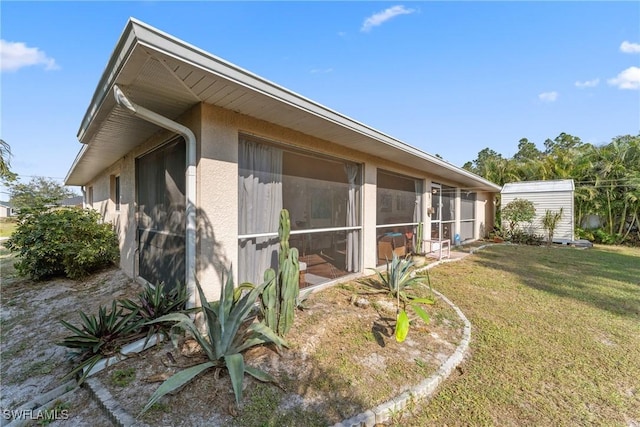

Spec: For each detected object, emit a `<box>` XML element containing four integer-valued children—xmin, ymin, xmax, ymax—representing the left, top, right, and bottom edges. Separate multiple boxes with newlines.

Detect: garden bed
<box><xmin>94</xmin><ymin>279</ymin><xmax>465</xmax><ymax>426</ymax></box>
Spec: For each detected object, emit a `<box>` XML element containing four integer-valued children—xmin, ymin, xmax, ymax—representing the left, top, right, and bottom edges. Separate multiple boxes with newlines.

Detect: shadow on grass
<box><xmin>473</xmin><ymin>244</ymin><xmax>640</xmax><ymax>319</ymax></box>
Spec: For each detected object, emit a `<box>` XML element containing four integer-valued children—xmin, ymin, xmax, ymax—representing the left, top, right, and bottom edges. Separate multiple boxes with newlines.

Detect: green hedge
<box><xmin>7</xmin><ymin>207</ymin><xmax>119</xmax><ymax>280</ymax></box>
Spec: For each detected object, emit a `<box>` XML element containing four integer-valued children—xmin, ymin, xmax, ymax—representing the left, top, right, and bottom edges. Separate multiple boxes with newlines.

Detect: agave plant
<box><xmin>368</xmin><ymin>252</ymin><xmax>434</xmax><ymax>342</ymax></box>
<box><xmin>141</xmin><ymin>267</ymin><xmax>288</xmax><ymax>414</ymax></box>
<box><xmin>119</xmin><ymin>281</ymin><xmax>189</xmax><ymax>341</ymax></box>
<box><xmin>58</xmin><ymin>300</ymin><xmax>142</xmax><ymax>384</ymax></box>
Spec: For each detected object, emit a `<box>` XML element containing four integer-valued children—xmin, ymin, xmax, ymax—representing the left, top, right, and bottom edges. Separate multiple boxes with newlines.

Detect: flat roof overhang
<box><xmin>65</xmin><ymin>18</ymin><xmax>500</xmax><ymax>193</ymax></box>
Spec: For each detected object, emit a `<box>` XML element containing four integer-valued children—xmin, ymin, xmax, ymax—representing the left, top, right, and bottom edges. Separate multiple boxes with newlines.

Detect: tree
<box><xmin>542</xmin><ymin>208</ymin><xmax>563</xmax><ymax>246</ymax></box>
<box><xmin>463</xmin><ymin>133</ymin><xmax>640</xmax><ymax>246</ymax></box>
<box><xmin>0</xmin><ymin>139</ymin><xmax>17</xmax><ymax>181</ymax></box>
<box><xmin>8</xmin><ymin>177</ymin><xmax>78</xmax><ymax>211</ymax></box>
<box><xmin>502</xmin><ymin>198</ymin><xmax>536</xmax><ymax>238</ymax></box>
<box><xmin>513</xmin><ymin>138</ymin><xmax>542</xmax><ymax>162</ymax></box>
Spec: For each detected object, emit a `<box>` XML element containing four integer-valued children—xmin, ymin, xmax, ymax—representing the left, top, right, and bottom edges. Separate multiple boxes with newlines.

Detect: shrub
<box><xmin>6</xmin><ymin>206</ymin><xmax>119</xmax><ymax>280</ymax></box>
<box><xmin>58</xmin><ymin>300</ymin><xmax>143</xmax><ymax>384</ymax></box>
<box><xmin>367</xmin><ymin>253</ymin><xmax>434</xmax><ymax>342</ymax></box>
<box><xmin>502</xmin><ymin>198</ymin><xmax>536</xmax><ymax>238</ymax></box>
<box><xmin>509</xmin><ymin>230</ymin><xmax>544</xmax><ymax>246</ymax></box>
<box><xmin>119</xmin><ymin>281</ymin><xmax>190</xmax><ymax>341</ymax></box>
<box><xmin>542</xmin><ymin>208</ymin><xmax>563</xmax><ymax>245</ymax></box>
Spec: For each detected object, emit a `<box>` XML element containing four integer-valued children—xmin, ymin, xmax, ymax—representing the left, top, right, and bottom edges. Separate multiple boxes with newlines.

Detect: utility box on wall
<box><xmin>501</xmin><ymin>179</ymin><xmax>575</xmax><ymax>243</ymax></box>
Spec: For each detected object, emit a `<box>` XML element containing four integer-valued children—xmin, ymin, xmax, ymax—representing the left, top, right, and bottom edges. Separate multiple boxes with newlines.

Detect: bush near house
<box><xmin>501</xmin><ymin>198</ymin><xmax>536</xmax><ymax>239</ymax></box>
<box><xmin>6</xmin><ymin>206</ymin><xmax>119</xmax><ymax>280</ymax></box>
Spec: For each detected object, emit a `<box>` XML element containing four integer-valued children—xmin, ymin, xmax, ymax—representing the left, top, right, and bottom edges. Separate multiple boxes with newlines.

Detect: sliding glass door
<box><xmin>376</xmin><ymin>170</ymin><xmax>422</xmax><ymax>265</ymax></box>
<box><xmin>431</xmin><ymin>183</ymin><xmax>456</xmax><ymax>242</ymax></box>
<box><xmin>136</xmin><ymin>137</ymin><xmax>186</xmax><ymax>289</ymax></box>
<box><xmin>238</xmin><ymin>137</ymin><xmax>362</xmax><ymax>288</ymax></box>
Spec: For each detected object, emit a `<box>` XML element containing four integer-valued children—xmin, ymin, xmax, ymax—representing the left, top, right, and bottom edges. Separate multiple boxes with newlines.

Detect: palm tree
<box><xmin>0</xmin><ymin>139</ymin><xmax>12</xmax><ymax>179</ymax></box>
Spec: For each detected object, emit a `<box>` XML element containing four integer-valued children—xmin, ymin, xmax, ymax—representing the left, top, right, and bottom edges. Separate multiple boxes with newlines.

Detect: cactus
<box><xmin>260</xmin><ymin>209</ymin><xmax>300</xmax><ymax>337</ymax></box>
<box><xmin>415</xmin><ymin>222</ymin><xmax>423</xmax><ymax>254</ymax></box>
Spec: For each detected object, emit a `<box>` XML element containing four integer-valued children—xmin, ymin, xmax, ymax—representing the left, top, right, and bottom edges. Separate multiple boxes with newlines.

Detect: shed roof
<box><xmin>65</xmin><ymin>18</ymin><xmax>500</xmax><ymax>193</ymax></box>
<box><xmin>501</xmin><ymin>179</ymin><xmax>575</xmax><ymax>194</ymax></box>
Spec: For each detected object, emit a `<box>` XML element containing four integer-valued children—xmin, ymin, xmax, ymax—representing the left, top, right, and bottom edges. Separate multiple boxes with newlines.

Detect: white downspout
<box><xmin>113</xmin><ymin>85</ymin><xmax>197</xmax><ymax>309</ymax></box>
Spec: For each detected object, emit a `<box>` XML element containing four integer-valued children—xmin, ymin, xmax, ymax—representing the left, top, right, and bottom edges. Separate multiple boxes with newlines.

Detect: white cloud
<box><xmin>0</xmin><ymin>39</ymin><xmax>58</xmax><ymax>72</ymax></box>
<box><xmin>607</xmin><ymin>66</ymin><xmax>640</xmax><ymax>90</ymax></box>
<box><xmin>361</xmin><ymin>5</ymin><xmax>416</xmax><ymax>32</ymax></box>
<box><xmin>575</xmin><ymin>78</ymin><xmax>600</xmax><ymax>88</ymax></box>
<box><xmin>538</xmin><ymin>91</ymin><xmax>558</xmax><ymax>102</ymax></box>
<box><xmin>310</xmin><ymin>68</ymin><xmax>334</xmax><ymax>74</ymax></box>
<box><xmin>620</xmin><ymin>41</ymin><xmax>640</xmax><ymax>54</ymax></box>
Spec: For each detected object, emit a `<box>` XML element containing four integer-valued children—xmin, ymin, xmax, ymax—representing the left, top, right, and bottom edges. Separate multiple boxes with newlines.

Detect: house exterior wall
<box><xmin>85</xmin><ymin>101</ymin><xmax>496</xmax><ymax>301</ymax></box>
<box><xmin>477</xmin><ymin>191</ymin><xmax>495</xmax><ymax>238</ymax></box>
<box><xmin>501</xmin><ymin>190</ymin><xmax>574</xmax><ymax>241</ymax></box>
<box><xmin>197</xmin><ymin>103</ymin><xmax>490</xmax><ymax>296</ymax></box>
<box><xmin>85</xmin><ymin>106</ymin><xmax>200</xmax><ymax>282</ymax></box>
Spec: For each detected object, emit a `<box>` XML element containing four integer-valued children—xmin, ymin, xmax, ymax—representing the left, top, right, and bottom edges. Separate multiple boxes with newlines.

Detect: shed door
<box><xmin>136</xmin><ymin>138</ymin><xmax>186</xmax><ymax>289</ymax></box>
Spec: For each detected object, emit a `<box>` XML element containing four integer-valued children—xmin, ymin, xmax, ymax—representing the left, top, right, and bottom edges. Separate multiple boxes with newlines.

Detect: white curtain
<box><xmin>238</xmin><ymin>139</ymin><xmax>283</xmax><ymax>285</ymax></box>
<box><xmin>344</xmin><ymin>164</ymin><xmax>360</xmax><ymax>272</ymax></box>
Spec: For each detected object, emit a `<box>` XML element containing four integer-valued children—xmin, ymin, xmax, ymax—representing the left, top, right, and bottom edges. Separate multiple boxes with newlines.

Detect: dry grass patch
<box><xmin>95</xmin><ymin>279</ymin><xmax>464</xmax><ymax>426</ymax></box>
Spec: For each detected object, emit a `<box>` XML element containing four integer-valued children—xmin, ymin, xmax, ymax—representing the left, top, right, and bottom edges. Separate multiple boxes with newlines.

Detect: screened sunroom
<box><xmin>238</xmin><ymin>136</ymin><xmax>362</xmax><ymax>288</ymax></box>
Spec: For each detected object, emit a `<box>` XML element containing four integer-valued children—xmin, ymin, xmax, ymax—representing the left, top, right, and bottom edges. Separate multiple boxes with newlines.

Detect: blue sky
<box><xmin>1</xmin><ymin>1</ymin><xmax>639</xmax><ymax>197</ymax></box>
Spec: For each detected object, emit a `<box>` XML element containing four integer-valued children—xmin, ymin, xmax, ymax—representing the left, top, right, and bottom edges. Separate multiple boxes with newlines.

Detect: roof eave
<box><xmin>67</xmin><ymin>18</ymin><xmax>500</xmax><ymax>193</ymax></box>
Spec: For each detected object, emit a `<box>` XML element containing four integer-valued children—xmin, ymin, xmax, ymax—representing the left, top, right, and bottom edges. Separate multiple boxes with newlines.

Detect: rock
<box><xmin>354</xmin><ymin>298</ymin><xmax>370</xmax><ymax>308</ymax></box>
<box><xmin>180</xmin><ymin>339</ymin><xmax>201</xmax><ymax>357</ymax></box>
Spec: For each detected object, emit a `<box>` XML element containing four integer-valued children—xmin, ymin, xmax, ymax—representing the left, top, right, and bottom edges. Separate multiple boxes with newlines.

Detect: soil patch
<box><xmin>96</xmin><ymin>280</ymin><xmax>465</xmax><ymax>426</ymax></box>
<box><xmin>1</xmin><ymin>244</ymin><xmax>465</xmax><ymax>426</ymax></box>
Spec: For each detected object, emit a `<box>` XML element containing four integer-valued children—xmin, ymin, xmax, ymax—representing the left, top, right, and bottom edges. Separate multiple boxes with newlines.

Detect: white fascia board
<box><xmin>64</xmin><ymin>144</ymin><xmax>89</xmax><ymax>185</ymax></box>
<box><xmin>77</xmin><ymin>21</ymin><xmax>139</xmax><ymax>142</ymax></box>
<box><xmin>127</xmin><ymin>19</ymin><xmax>500</xmax><ymax>191</ymax></box>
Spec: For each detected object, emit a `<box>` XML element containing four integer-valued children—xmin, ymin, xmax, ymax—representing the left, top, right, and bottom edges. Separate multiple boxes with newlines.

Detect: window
<box><xmin>115</xmin><ymin>176</ymin><xmax>121</xmax><ymax>211</ymax></box>
<box><xmin>376</xmin><ymin>170</ymin><xmax>422</xmax><ymax>265</ymax></box>
<box><xmin>111</xmin><ymin>175</ymin><xmax>121</xmax><ymax>211</ymax></box>
<box><xmin>238</xmin><ymin>136</ymin><xmax>362</xmax><ymax>288</ymax></box>
<box><xmin>87</xmin><ymin>186</ymin><xmax>93</xmax><ymax>208</ymax></box>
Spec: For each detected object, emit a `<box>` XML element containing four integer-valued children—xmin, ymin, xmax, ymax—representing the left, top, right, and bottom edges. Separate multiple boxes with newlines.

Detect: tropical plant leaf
<box><xmin>245</xmin><ymin>365</ymin><xmax>277</xmax><ymax>384</ymax></box>
<box><xmin>234</xmin><ymin>282</ymin><xmax>255</xmax><ymax>301</ymax></box>
<box><xmin>61</xmin><ymin>353</ymin><xmax>102</xmax><ymax>385</ymax></box>
<box><xmin>408</xmin><ymin>296</ymin><xmax>435</xmax><ymax>305</ymax></box>
<box><xmin>234</xmin><ymin>322</ymin><xmax>289</xmax><ymax>354</ymax></box>
<box><xmin>395</xmin><ymin>310</ymin><xmax>410</xmax><ymax>343</ymax></box>
<box><xmin>411</xmin><ymin>304</ymin><xmax>431</xmax><ymax>325</ymax></box>
<box><xmin>140</xmin><ymin>361</ymin><xmax>215</xmax><ymax>415</ymax></box>
<box><xmin>224</xmin><ymin>353</ymin><xmax>245</xmax><ymax>404</ymax></box>
<box><xmin>145</xmin><ymin>313</ymin><xmax>213</xmax><ymax>360</ymax></box>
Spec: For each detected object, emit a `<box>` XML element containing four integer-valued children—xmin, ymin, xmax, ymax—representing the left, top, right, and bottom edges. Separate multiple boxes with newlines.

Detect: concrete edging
<box><xmin>333</xmin><ymin>254</ymin><xmax>473</xmax><ymax>427</ymax></box>
<box><xmin>89</xmin><ymin>254</ymin><xmax>476</xmax><ymax>426</ymax></box>
<box><xmin>2</xmin><ymin>335</ymin><xmax>163</xmax><ymax>427</ymax></box>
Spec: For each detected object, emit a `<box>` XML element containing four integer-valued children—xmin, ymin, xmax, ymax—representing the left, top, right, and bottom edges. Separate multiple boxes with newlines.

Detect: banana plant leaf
<box><xmin>395</xmin><ymin>310</ymin><xmax>410</xmax><ymax>342</ymax></box>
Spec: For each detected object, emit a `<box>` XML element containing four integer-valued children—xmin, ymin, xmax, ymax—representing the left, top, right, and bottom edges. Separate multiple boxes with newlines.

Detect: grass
<box><xmin>0</xmin><ymin>218</ymin><xmax>17</xmax><ymax>238</ymax></box>
<box><xmin>110</xmin><ymin>367</ymin><xmax>136</xmax><ymax>387</ymax></box>
<box><xmin>408</xmin><ymin>244</ymin><xmax>640</xmax><ymax>426</ymax></box>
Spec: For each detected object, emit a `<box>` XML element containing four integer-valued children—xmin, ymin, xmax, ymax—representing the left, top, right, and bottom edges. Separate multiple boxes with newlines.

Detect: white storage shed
<box><xmin>501</xmin><ymin>179</ymin><xmax>575</xmax><ymax>242</ymax></box>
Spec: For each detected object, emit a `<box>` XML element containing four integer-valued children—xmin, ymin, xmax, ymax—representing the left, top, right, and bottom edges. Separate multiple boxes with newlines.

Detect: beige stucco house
<box><xmin>65</xmin><ymin>18</ymin><xmax>500</xmax><ymax>305</ymax></box>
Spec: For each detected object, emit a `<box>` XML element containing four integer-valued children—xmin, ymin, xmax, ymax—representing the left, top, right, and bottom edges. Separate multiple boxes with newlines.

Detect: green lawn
<box><xmin>407</xmin><ymin>244</ymin><xmax>640</xmax><ymax>426</ymax></box>
<box><xmin>0</xmin><ymin>219</ymin><xmax>17</xmax><ymax>238</ymax></box>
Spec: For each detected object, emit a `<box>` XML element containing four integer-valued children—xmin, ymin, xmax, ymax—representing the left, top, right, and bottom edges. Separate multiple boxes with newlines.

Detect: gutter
<box><xmin>113</xmin><ymin>85</ymin><xmax>197</xmax><ymax>309</ymax></box>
